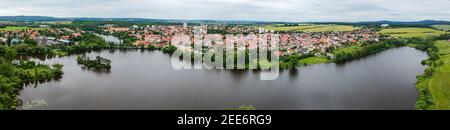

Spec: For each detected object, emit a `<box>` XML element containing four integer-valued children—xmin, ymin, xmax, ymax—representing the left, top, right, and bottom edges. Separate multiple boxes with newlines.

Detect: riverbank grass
<box><xmin>298</xmin><ymin>57</ymin><xmax>330</xmax><ymax>66</ymax></box>
<box><xmin>333</xmin><ymin>45</ymin><xmax>361</xmax><ymax>54</ymax></box>
<box><xmin>427</xmin><ymin>40</ymin><xmax>450</xmax><ymax>109</ymax></box>
<box><xmin>53</xmin><ymin>49</ymin><xmax>69</xmax><ymax>56</ymax></box>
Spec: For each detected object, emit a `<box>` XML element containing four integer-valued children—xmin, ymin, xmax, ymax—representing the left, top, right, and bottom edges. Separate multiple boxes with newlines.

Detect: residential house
<box><xmin>0</xmin><ymin>37</ymin><xmax>6</xmax><ymax>43</ymax></box>
<box><xmin>144</xmin><ymin>34</ymin><xmax>162</xmax><ymax>44</ymax></box>
<box><xmin>35</xmin><ymin>36</ymin><xmax>73</xmax><ymax>46</ymax></box>
<box><xmin>107</xmin><ymin>27</ymin><xmax>130</xmax><ymax>32</ymax></box>
<box><xmin>134</xmin><ymin>40</ymin><xmax>151</xmax><ymax>47</ymax></box>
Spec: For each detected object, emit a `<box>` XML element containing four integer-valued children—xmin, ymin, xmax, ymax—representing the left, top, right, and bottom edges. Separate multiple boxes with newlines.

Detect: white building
<box><xmin>35</xmin><ymin>36</ymin><xmax>72</xmax><ymax>46</ymax></box>
<box><xmin>183</xmin><ymin>23</ymin><xmax>188</xmax><ymax>29</ymax></box>
<box><xmin>0</xmin><ymin>37</ymin><xmax>6</xmax><ymax>43</ymax></box>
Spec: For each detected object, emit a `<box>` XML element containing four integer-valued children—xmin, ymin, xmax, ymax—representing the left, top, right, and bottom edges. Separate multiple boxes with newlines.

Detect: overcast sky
<box><xmin>0</xmin><ymin>0</ymin><xmax>449</xmax><ymax>22</ymax></box>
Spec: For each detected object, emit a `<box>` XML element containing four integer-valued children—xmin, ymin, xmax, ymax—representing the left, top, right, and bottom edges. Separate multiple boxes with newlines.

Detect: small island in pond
<box><xmin>76</xmin><ymin>55</ymin><xmax>111</xmax><ymax>70</ymax></box>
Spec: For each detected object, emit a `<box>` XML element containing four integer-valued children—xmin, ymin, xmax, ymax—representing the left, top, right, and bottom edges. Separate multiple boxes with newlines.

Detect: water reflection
<box><xmin>19</xmin><ymin>47</ymin><xmax>427</xmax><ymax>110</ymax></box>
<box><xmin>229</xmin><ymin>70</ymin><xmax>247</xmax><ymax>81</ymax></box>
<box><xmin>79</xmin><ymin>66</ymin><xmax>112</xmax><ymax>74</ymax></box>
<box><xmin>288</xmin><ymin>68</ymin><xmax>299</xmax><ymax>80</ymax></box>
<box><xmin>95</xmin><ymin>34</ymin><xmax>122</xmax><ymax>44</ymax></box>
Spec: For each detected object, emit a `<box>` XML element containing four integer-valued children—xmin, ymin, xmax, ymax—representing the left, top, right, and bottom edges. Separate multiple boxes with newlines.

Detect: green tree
<box><xmin>4</xmin><ymin>48</ymin><xmax>17</xmax><ymax>61</ymax></box>
<box><xmin>0</xmin><ymin>63</ymin><xmax>14</xmax><ymax>77</ymax></box>
<box><xmin>162</xmin><ymin>45</ymin><xmax>177</xmax><ymax>54</ymax></box>
<box><xmin>6</xmin><ymin>37</ymin><xmax>12</xmax><ymax>46</ymax></box>
<box><xmin>24</xmin><ymin>38</ymin><xmax>38</xmax><ymax>46</ymax></box>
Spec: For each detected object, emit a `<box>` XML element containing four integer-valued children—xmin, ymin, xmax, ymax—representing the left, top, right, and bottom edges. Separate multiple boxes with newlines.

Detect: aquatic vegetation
<box><xmin>76</xmin><ymin>55</ymin><xmax>111</xmax><ymax>70</ymax></box>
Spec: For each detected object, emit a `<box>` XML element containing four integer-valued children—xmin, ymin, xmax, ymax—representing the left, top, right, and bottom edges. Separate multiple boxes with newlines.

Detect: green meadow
<box><xmin>0</xmin><ymin>26</ymin><xmax>45</xmax><ymax>31</ymax></box>
<box><xmin>298</xmin><ymin>57</ymin><xmax>330</xmax><ymax>66</ymax></box>
<box><xmin>333</xmin><ymin>45</ymin><xmax>362</xmax><ymax>54</ymax></box>
<box><xmin>379</xmin><ymin>28</ymin><xmax>447</xmax><ymax>38</ymax></box>
<box><xmin>263</xmin><ymin>24</ymin><xmax>361</xmax><ymax>32</ymax></box>
<box><xmin>427</xmin><ymin>40</ymin><xmax>450</xmax><ymax>109</ymax></box>
<box><xmin>36</xmin><ymin>21</ymin><xmax>73</xmax><ymax>25</ymax></box>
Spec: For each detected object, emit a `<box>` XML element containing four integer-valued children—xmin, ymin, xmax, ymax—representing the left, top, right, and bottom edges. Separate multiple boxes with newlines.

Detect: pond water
<box><xmin>19</xmin><ymin>47</ymin><xmax>428</xmax><ymax>110</ymax></box>
<box><xmin>95</xmin><ymin>34</ymin><xmax>122</xmax><ymax>44</ymax></box>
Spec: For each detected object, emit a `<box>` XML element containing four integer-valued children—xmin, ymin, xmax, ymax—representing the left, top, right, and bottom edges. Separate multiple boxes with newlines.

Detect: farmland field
<box><xmin>0</xmin><ymin>26</ymin><xmax>45</xmax><ymax>31</ymax></box>
<box><xmin>36</xmin><ymin>21</ymin><xmax>73</xmax><ymax>25</ymax></box>
<box><xmin>263</xmin><ymin>24</ymin><xmax>361</xmax><ymax>32</ymax></box>
<box><xmin>432</xmin><ymin>25</ymin><xmax>450</xmax><ymax>31</ymax></box>
<box><xmin>379</xmin><ymin>28</ymin><xmax>446</xmax><ymax>38</ymax></box>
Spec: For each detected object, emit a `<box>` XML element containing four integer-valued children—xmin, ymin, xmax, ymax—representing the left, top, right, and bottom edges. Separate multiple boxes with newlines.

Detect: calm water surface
<box><xmin>95</xmin><ymin>34</ymin><xmax>122</xmax><ymax>44</ymax></box>
<box><xmin>19</xmin><ymin>47</ymin><xmax>428</xmax><ymax>110</ymax></box>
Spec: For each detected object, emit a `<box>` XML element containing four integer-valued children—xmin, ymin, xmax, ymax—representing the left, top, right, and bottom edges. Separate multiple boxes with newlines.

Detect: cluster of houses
<box><xmin>0</xmin><ymin>28</ymin><xmax>82</xmax><ymax>46</ymax></box>
<box><xmin>103</xmin><ymin>24</ymin><xmax>380</xmax><ymax>57</ymax></box>
<box><xmin>0</xmin><ymin>29</ymin><xmax>39</xmax><ymax>44</ymax></box>
<box><xmin>103</xmin><ymin>24</ymin><xmax>260</xmax><ymax>48</ymax></box>
<box><xmin>105</xmin><ymin>26</ymin><xmax>130</xmax><ymax>32</ymax></box>
<box><xmin>277</xmin><ymin>29</ymin><xmax>380</xmax><ymax>55</ymax></box>
<box><xmin>103</xmin><ymin>24</ymin><xmax>191</xmax><ymax>47</ymax></box>
<box><xmin>1</xmin><ymin>24</ymin><xmax>384</xmax><ymax>58</ymax></box>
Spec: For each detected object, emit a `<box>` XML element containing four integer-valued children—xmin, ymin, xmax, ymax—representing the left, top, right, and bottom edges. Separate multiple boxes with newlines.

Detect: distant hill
<box><xmin>0</xmin><ymin>16</ymin><xmax>275</xmax><ymax>25</ymax></box>
<box><xmin>0</xmin><ymin>16</ymin><xmax>63</xmax><ymax>22</ymax></box>
<box><xmin>0</xmin><ymin>16</ymin><xmax>449</xmax><ymax>26</ymax></box>
<box><xmin>315</xmin><ymin>20</ymin><xmax>450</xmax><ymax>26</ymax></box>
<box><xmin>356</xmin><ymin>20</ymin><xmax>450</xmax><ymax>26</ymax></box>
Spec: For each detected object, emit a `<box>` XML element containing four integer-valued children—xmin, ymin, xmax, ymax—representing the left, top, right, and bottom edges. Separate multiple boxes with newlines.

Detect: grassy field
<box><xmin>431</xmin><ymin>25</ymin><xmax>450</xmax><ymax>31</ymax></box>
<box><xmin>0</xmin><ymin>26</ymin><xmax>45</xmax><ymax>31</ymax></box>
<box><xmin>264</xmin><ymin>24</ymin><xmax>361</xmax><ymax>32</ymax></box>
<box><xmin>379</xmin><ymin>28</ymin><xmax>447</xmax><ymax>38</ymax></box>
<box><xmin>427</xmin><ymin>40</ymin><xmax>450</xmax><ymax>109</ymax></box>
<box><xmin>36</xmin><ymin>21</ymin><xmax>73</xmax><ymax>25</ymax></box>
<box><xmin>333</xmin><ymin>45</ymin><xmax>361</xmax><ymax>54</ymax></box>
<box><xmin>298</xmin><ymin>57</ymin><xmax>330</xmax><ymax>65</ymax></box>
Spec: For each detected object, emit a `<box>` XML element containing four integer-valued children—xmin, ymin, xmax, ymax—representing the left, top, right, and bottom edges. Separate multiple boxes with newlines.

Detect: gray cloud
<box><xmin>0</xmin><ymin>0</ymin><xmax>449</xmax><ymax>22</ymax></box>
